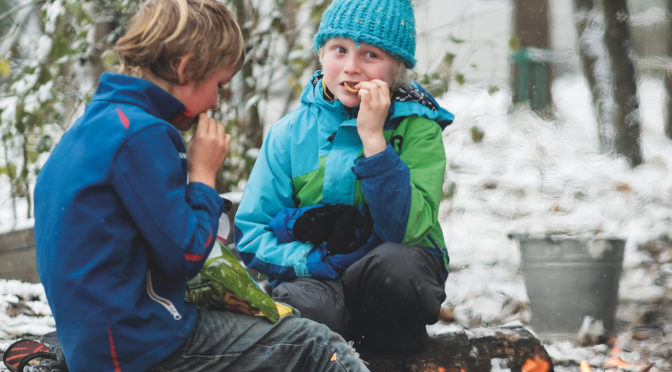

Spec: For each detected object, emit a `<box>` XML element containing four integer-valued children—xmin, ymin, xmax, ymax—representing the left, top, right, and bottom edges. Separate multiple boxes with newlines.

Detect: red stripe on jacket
<box><xmin>184</xmin><ymin>230</ymin><xmax>212</xmax><ymax>261</ymax></box>
<box><xmin>116</xmin><ymin>108</ymin><xmax>130</xmax><ymax>129</ymax></box>
<box><xmin>107</xmin><ymin>325</ymin><xmax>122</xmax><ymax>372</ymax></box>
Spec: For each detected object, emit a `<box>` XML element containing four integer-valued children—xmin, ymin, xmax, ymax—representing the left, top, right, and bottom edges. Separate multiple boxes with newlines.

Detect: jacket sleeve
<box><xmin>112</xmin><ymin>125</ymin><xmax>225</xmax><ymax>280</ymax></box>
<box><xmin>234</xmin><ymin>122</ymin><xmax>313</xmax><ymax>280</ymax></box>
<box><xmin>353</xmin><ymin>117</ymin><xmax>445</xmax><ymax>245</ymax></box>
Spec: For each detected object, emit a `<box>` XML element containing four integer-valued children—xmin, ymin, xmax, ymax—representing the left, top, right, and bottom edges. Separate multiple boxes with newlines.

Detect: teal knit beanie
<box><xmin>314</xmin><ymin>0</ymin><xmax>417</xmax><ymax>68</ymax></box>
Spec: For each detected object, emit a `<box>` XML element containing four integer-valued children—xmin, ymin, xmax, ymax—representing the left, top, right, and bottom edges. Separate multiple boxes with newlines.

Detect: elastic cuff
<box><xmin>186</xmin><ymin>182</ymin><xmax>226</xmax><ymax>215</ymax></box>
<box><xmin>352</xmin><ymin>144</ymin><xmax>400</xmax><ymax>179</ymax></box>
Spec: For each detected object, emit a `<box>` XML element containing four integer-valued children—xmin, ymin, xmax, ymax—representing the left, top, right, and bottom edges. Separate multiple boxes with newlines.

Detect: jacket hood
<box><xmin>300</xmin><ymin>71</ymin><xmax>454</xmax><ymax>130</ymax></box>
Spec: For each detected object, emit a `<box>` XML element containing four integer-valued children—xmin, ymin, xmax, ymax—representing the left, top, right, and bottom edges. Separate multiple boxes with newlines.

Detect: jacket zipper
<box><xmin>146</xmin><ymin>270</ymin><xmax>182</xmax><ymax>320</ymax></box>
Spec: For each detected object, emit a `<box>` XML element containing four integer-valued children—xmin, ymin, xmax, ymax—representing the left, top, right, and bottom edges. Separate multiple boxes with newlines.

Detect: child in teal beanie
<box><xmin>235</xmin><ymin>0</ymin><xmax>454</xmax><ymax>352</ymax></box>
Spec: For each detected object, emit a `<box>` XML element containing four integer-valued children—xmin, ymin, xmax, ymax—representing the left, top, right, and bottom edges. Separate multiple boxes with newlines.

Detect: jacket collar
<box><xmin>93</xmin><ymin>73</ymin><xmax>189</xmax><ymax>126</ymax></box>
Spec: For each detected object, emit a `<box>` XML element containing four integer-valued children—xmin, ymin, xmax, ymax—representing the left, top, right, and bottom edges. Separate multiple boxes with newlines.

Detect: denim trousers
<box><xmin>272</xmin><ymin>242</ymin><xmax>447</xmax><ymax>351</ymax></box>
<box><xmin>149</xmin><ymin>308</ymin><xmax>369</xmax><ymax>371</ymax></box>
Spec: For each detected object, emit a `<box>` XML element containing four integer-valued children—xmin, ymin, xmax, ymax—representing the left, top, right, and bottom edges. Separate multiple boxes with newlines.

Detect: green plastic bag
<box><xmin>185</xmin><ymin>241</ymin><xmax>280</xmax><ymax>323</ymax></box>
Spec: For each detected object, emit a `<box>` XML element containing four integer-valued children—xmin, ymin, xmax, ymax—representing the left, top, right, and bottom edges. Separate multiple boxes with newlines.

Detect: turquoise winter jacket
<box><xmin>234</xmin><ymin>72</ymin><xmax>453</xmax><ymax>282</ymax></box>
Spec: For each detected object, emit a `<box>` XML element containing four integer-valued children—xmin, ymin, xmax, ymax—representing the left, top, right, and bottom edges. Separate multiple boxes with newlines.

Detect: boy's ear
<box><xmin>175</xmin><ymin>55</ymin><xmax>194</xmax><ymax>85</ymax></box>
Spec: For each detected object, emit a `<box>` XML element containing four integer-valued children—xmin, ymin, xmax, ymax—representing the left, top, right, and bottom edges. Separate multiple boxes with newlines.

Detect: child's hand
<box><xmin>356</xmin><ymin>79</ymin><xmax>389</xmax><ymax>157</ymax></box>
<box><xmin>187</xmin><ymin>113</ymin><xmax>231</xmax><ymax>188</ymax></box>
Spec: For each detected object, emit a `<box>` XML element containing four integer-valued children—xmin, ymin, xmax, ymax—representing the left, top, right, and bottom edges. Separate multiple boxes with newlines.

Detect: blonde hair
<box><xmin>317</xmin><ymin>46</ymin><xmax>409</xmax><ymax>92</ymax></box>
<box><xmin>115</xmin><ymin>0</ymin><xmax>245</xmax><ymax>84</ymax></box>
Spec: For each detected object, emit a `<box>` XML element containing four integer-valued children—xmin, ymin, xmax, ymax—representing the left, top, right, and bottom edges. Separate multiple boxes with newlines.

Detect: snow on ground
<box><xmin>432</xmin><ymin>75</ymin><xmax>672</xmax><ymax>371</ymax></box>
<box><xmin>1</xmin><ymin>75</ymin><xmax>671</xmax><ymax>371</ymax></box>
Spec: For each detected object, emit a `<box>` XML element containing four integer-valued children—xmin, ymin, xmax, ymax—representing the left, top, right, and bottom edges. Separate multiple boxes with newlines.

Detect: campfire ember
<box><xmin>521</xmin><ymin>353</ymin><xmax>550</xmax><ymax>372</ymax></box>
<box><xmin>604</xmin><ymin>345</ymin><xmax>631</xmax><ymax>368</ymax></box>
<box><xmin>580</xmin><ymin>361</ymin><xmax>592</xmax><ymax>372</ymax></box>
<box><xmin>578</xmin><ymin>341</ymin><xmax>644</xmax><ymax>371</ymax></box>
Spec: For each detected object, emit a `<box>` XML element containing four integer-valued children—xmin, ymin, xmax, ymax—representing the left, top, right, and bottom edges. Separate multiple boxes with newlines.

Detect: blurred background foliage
<box><xmin>0</xmin><ymin>0</ymin><xmax>458</xmax><ymax>220</ymax></box>
<box><xmin>3</xmin><ymin>0</ymin><xmax>666</xmax><ymax>223</ymax></box>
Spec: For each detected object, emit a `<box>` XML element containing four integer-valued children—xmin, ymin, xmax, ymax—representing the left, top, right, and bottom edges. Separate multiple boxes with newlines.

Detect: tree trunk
<box><xmin>666</xmin><ymin>63</ymin><xmax>672</xmax><ymax>139</ymax></box>
<box><xmin>600</xmin><ymin>0</ymin><xmax>642</xmax><ymax>166</ymax></box>
<box><xmin>572</xmin><ymin>0</ymin><xmax>614</xmax><ymax>153</ymax></box>
<box><xmin>512</xmin><ymin>0</ymin><xmax>554</xmax><ymax>117</ymax></box>
<box><xmin>665</xmin><ymin>0</ymin><xmax>672</xmax><ymax>139</ymax></box>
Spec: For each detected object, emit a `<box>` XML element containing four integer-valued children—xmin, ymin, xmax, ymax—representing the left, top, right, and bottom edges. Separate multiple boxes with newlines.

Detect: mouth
<box><xmin>342</xmin><ymin>81</ymin><xmax>360</xmax><ymax>93</ymax></box>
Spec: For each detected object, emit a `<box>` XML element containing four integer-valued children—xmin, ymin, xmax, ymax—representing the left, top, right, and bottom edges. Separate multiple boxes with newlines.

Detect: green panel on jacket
<box><xmin>290</xmin><ymin>115</ymin><xmax>447</xmax><ymax>271</ymax></box>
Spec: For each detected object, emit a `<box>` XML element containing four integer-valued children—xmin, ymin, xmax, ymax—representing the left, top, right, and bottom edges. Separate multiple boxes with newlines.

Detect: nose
<box><xmin>343</xmin><ymin>54</ymin><xmax>360</xmax><ymax>74</ymax></box>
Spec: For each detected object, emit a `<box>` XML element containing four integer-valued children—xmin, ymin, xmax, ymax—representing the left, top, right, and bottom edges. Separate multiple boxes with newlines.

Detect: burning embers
<box><xmin>574</xmin><ymin>339</ymin><xmax>659</xmax><ymax>372</ymax></box>
<box><xmin>521</xmin><ymin>353</ymin><xmax>551</xmax><ymax>372</ymax></box>
<box><xmin>516</xmin><ymin>339</ymin><xmax>652</xmax><ymax>372</ymax></box>
<box><xmin>604</xmin><ymin>345</ymin><xmax>632</xmax><ymax>369</ymax></box>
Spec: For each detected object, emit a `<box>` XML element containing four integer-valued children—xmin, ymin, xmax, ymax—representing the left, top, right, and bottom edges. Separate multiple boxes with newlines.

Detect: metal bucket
<box><xmin>516</xmin><ymin>235</ymin><xmax>625</xmax><ymax>339</ymax></box>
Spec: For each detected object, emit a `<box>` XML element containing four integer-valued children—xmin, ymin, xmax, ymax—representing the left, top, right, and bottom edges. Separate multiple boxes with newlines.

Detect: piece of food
<box><xmin>343</xmin><ymin>82</ymin><xmax>359</xmax><ymax>93</ymax></box>
<box><xmin>185</xmin><ymin>241</ymin><xmax>281</xmax><ymax>322</ymax></box>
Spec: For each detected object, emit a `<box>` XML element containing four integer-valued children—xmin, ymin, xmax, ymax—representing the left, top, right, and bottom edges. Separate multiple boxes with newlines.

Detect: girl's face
<box><xmin>171</xmin><ymin>65</ymin><xmax>235</xmax><ymax>130</ymax></box>
<box><xmin>321</xmin><ymin>38</ymin><xmax>398</xmax><ymax>108</ymax></box>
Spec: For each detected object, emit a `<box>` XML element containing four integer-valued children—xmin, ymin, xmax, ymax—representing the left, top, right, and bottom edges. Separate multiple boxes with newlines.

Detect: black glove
<box><xmin>293</xmin><ymin>204</ymin><xmax>351</xmax><ymax>246</ymax></box>
<box><xmin>325</xmin><ymin>205</ymin><xmax>373</xmax><ymax>254</ymax></box>
<box><xmin>294</xmin><ymin>204</ymin><xmax>373</xmax><ymax>255</ymax></box>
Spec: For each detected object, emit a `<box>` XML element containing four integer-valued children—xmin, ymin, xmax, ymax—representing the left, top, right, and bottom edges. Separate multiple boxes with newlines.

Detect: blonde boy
<box><xmin>235</xmin><ymin>0</ymin><xmax>454</xmax><ymax>352</ymax></box>
<box><xmin>34</xmin><ymin>1</ymin><xmax>368</xmax><ymax>371</ymax></box>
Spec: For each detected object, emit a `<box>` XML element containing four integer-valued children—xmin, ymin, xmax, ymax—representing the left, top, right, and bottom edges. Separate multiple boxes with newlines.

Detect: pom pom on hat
<box><xmin>314</xmin><ymin>0</ymin><xmax>417</xmax><ymax>68</ymax></box>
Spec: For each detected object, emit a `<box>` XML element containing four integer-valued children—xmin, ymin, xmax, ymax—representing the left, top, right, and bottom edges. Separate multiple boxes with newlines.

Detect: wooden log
<box><xmin>359</xmin><ymin>325</ymin><xmax>554</xmax><ymax>372</ymax></box>
<box><xmin>38</xmin><ymin>325</ymin><xmax>554</xmax><ymax>372</ymax></box>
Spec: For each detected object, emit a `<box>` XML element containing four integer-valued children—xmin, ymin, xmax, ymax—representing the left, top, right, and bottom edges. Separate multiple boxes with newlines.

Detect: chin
<box><xmin>338</xmin><ymin>96</ymin><xmax>360</xmax><ymax>108</ymax></box>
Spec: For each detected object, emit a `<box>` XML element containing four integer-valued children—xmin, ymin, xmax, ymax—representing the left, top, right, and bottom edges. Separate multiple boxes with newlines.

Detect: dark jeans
<box><xmin>272</xmin><ymin>243</ymin><xmax>447</xmax><ymax>351</ymax></box>
<box><xmin>149</xmin><ymin>308</ymin><xmax>369</xmax><ymax>371</ymax></box>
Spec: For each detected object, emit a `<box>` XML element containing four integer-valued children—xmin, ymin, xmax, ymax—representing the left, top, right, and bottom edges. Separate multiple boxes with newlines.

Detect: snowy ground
<box><xmin>1</xmin><ymin>75</ymin><xmax>671</xmax><ymax>371</ymax></box>
<box><xmin>432</xmin><ymin>75</ymin><xmax>672</xmax><ymax>371</ymax></box>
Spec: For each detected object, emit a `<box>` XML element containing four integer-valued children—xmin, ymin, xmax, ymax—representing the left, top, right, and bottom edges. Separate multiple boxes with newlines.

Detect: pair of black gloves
<box><xmin>269</xmin><ymin>203</ymin><xmax>373</xmax><ymax>255</ymax></box>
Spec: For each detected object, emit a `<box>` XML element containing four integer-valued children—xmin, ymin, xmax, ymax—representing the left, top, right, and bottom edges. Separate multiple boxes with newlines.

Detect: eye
<box><xmin>218</xmin><ymin>83</ymin><xmax>230</xmax><ymax>98</ymax></box>
<box><xmin>333</xmin><ymin>46</ymin><xmax>347</xmax><ymax>54</ymax></box>
<box><xmin>365</xmin><ymin>51</ymin><xmax>378</xmax><ymax>59</ymax></box>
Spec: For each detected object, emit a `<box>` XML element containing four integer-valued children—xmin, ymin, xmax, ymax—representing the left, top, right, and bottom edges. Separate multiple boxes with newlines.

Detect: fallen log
<box><xmin>358</xmin><ymin>325</ymin><xmax>554</xmax><ymax>372</ymax></box>
<box><xmin>37</xmin><ymin>325</ymin><xmax>553</xmax><ymax>371</ymax></box>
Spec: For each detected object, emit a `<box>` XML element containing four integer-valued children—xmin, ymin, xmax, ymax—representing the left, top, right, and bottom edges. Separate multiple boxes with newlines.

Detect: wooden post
<box><xmin>511</xmin><ymin>0</ymin><xmax>554</xmax><ymax>117</ymax></box>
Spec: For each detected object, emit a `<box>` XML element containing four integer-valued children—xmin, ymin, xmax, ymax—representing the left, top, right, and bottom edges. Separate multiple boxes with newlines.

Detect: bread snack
<box><xmin>343</xmin><ymin>82</ymin><xmax>359</xmax><ymax>93</ymax></box>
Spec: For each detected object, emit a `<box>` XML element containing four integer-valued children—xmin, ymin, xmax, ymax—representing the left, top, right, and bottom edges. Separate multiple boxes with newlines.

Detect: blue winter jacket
<box><xmin>33</xmin><ymin>73</ymin><xmax>226</xmax><ymax>372</ymax></box>
<box><xmin>234</xmin><ymin>72</ymin><xmax>453</xmax><ymax>283</ymax></box>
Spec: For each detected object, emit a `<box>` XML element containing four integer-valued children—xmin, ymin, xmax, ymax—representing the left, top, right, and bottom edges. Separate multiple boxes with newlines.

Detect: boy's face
<box><xmin>171</xmin><ymin>66</ymin><xmax>236</xmax><ymax>130</ymax></box>
<box><xmin>321</xmin><ymin>38</ymin><xmax>397</xmax><ymax>108</ymax></box>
